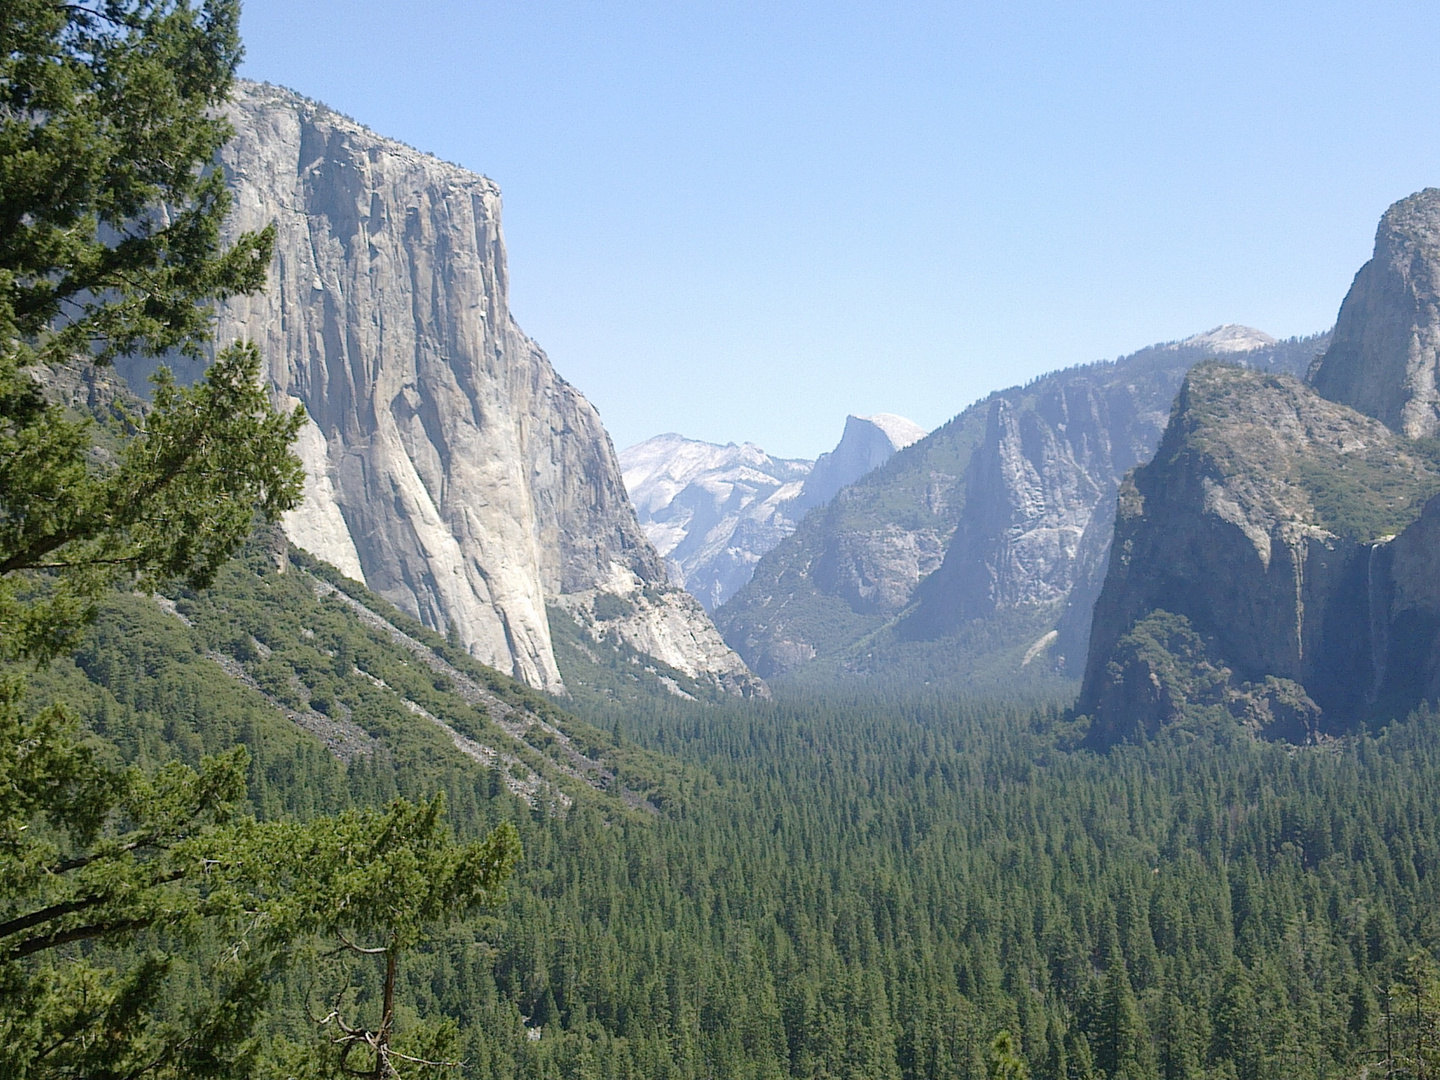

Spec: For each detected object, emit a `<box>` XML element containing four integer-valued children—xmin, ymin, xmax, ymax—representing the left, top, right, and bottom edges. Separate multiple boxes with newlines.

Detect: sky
<box><xmin>238</xmin><ymin>1</ymin><xmax>1440</xmax><ymax>460</ymax></box>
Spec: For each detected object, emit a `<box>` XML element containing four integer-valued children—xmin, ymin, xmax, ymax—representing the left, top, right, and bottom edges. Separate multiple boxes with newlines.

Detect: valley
<box><xmin>5</xmin><ymin>24</ymin><xmax>1440</xmax><ymax>1080</ymax></box>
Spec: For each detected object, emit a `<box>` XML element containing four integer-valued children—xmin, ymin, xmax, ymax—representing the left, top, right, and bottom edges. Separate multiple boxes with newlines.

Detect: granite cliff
<box><xmin>715</xmin><ymin>328</ymin><xmax>1324</xmax><ymax>685</ymax></box>
<box><xmin>120</xmin><ymin>82</ymin><xmax>757</xmax><ymax>696</ymax></box>
<box><xmin>1076</xmin><ymin>364</ymin><xmax>1440</xmax><ymax>744</ymax></box>
<box><xmin>790</xmin><ymin>414</ymin><xmax>927</xmax><ymax>513</ymax></box>
<box><xmin>1079</xmin><ymin>190</ymin><xmax>1440</xmax><ymax>744</ymax></box>
<box><xmin>1311</xmin><ymin>188</ymin><xmax>1440</xmax><ymax>438</ymax></box>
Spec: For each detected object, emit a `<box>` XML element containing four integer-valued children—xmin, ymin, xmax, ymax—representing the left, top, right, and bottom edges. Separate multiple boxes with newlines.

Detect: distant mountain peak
<box><xmin>854</xmin><ymin>413</ymin><xmax>927</xmax><ymax>450</ymax></box>
<box><xmin>620</xmin><ymin>413</ymin><xmax>928</xmax><ymax>611</ymax></box>
<box><xmin>1175</xmin><ymin>325</ymin><xmax>1278</xmax><ymax>354</ymax></box>
<box><xmin>792</xmin><ymin>413</ymin><xmax>929</xmax><ymax>513</ymax></box>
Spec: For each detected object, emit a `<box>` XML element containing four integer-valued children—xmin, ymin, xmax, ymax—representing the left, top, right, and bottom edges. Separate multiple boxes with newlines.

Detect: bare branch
<box><xmin>335</xmin><ymin>929</ymin><xmax>387</xmax><ymax>955</ymax></box>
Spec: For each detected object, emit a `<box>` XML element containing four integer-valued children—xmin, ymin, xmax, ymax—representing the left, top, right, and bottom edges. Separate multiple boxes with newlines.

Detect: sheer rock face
<box><xmin>901</xmin><ymin>377</ymin><xmax>1151</xmax><ymax>644</ymax></box>
<box><xmin>1312</xmin><ymin>189</ymin><xmax>1440</xmax><ymax>438</ymax></box>
<box><xmin>1376</xmin><ymin>494</ymin><xmax>1440</xmax><ymax>706</ymax></box>
<box><xmin>792</xmin><ymin>414</ymin><xmax>927</xmax><ymax>513</ymax></box>
<box><xmin>1078</xmin><ymin>364</ymin><xmax>1440</xmax><ymax>744</ymax></box>
<box><xmin>194</xmin><ymin>82</ymin><xmax>752</xmax><ymax>694</ymax></box>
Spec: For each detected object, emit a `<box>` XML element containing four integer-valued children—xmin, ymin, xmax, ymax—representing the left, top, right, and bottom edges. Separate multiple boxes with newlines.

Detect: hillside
<box><xmin>1077</xmin><ymin>363</ymin><xmax>1440</xmax><ymax>745</ymax></box>
<box><xmin>21</xmin><ymin>557</ymin><xmax>1440</xmax><ymax>1079</ymax></box>
<box><xmin>715</xmin><ymin>328</ymin><xmax>1328</xmax><ymax>691</ymax></box>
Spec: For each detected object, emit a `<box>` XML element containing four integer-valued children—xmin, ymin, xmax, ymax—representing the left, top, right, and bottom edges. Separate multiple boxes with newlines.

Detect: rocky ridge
<box><xmin>1077</xmin><ymin>363</ymin><xmax>1440</xmax><ymax>744</ymax></box>
<box><xmin>621</xmin><ymin>414</ymin><xmax>925</xmax><ymax>612</ymax></box>
<box><xmin>791</xmin><ymin>414</ymin><xmax>928</xmax><ymax>513</ymax></box>
<box><xmin>1078</xmin><ymin>189</ymin><xmax>1440</xmax><ymax>745</ymax></box>
<box><xmin>117</xmin><ymin>81</ymin><xmax>757</xmax><ymax>697</ymax></box>
<box><xmin>715</xmin><ymin>328</ymin><xmax>1326</xmax><ymax>684</ymax></box>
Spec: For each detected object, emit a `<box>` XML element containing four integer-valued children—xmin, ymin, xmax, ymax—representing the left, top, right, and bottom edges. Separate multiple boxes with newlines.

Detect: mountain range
<box><xmin>620</xmin><ymin>414</ymin><xmax>925</xmax><ymax>611</ymax></box>
<box><xmin>20</xmin><ymin>62</ymin><xmax>1440</xmax><ymax>1080</ymax></box>
<box><xmin>712</xmin><ymin>326</ymin><xmax>1329</xmax><ymax>690</ymax></box>
<box><xmin>99</xmin><ymin>81</ymin><xmax>1440</xmax><ymax>742</ymax></box>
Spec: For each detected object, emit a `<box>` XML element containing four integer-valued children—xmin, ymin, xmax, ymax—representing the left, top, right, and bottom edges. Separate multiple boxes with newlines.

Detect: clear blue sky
<box><xmin>238</xmin><ymin>1</ymin><xmax>1440</xmax><ymax>460</ymax></box>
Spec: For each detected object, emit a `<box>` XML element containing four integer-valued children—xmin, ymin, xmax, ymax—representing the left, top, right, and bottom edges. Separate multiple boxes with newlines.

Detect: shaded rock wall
<box><xmin>1078</xmin><ymin>364</ymin><xmax>1440</xmax><ymax>742</ymax></box>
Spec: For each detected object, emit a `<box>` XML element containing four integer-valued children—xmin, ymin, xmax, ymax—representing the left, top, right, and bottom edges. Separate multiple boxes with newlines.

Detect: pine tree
<box><xmin>0</xmin><ymin>3</ymin><xmax>309</xmax><ymax>1073</ymax></box>
<box><xmin>1094</xmin><ymin>961</ymin><xmax>1153</xmax><ymax>1080</ymax></box>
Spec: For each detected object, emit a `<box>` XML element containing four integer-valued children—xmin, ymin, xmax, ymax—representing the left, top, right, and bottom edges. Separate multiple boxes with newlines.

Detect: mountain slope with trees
<box><xmin>715</xmin><ymin>329</ymin><xmax>1328</xmax><ymax>694</ymax></box>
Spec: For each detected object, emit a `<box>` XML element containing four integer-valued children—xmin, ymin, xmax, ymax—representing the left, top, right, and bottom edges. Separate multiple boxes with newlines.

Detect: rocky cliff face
<box><xmin>620</xmin><ymin>435</ymin><xmax>812</xmax><ymax>611</ymax></box>
<box><xmin>901</xmin><ymin>377</ymin><xmax>1146</xmax><ymax>643</ymax></box>
<box><xmin>791</xmin><ymin>414</ymin><xmax>927</xmax><ymax>513</ymax></box>
<box><xmin>716</xmin><ymin>328</ymin><xmax>1325</xmax><ymax>683</ymax></box>
<box><xmin>1078</xmin><ymin>189</ymin><xmax>1440</xmax><ymax>745</ymax></box>
<box><xmin>135</xmin><ymin>82</ymin><xmax>755</xmax><ymax>696</ymax></box>
<box><xmin>1311</xmin><ymin>189</ymin><xmax>1440</xmax><ymax>438</ymax></box>
<box><xmin>1077</xmin><ymin>363</ymin><xmax>1440</xmax><ymax>745</ymax></box>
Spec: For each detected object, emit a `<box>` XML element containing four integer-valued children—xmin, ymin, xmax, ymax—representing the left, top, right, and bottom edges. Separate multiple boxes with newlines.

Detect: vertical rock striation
<box><xmin>166</xmin><ymin>81</ymin><xmax>753</xmax><ymax>695</ymax></box>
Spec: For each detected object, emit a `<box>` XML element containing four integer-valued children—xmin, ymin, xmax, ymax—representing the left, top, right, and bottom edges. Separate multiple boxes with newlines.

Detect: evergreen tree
<box><xmin>0</xmin><ymin>5</ymin><xmax>524</xmax><ymax>1076</ymax></box>
<box><xmin>1094</xmin><ymin>962</ymin><xmax>1152</xmax><ymax>1080</ymax></box>
<box><xmin>990</xmin><ymin>1030</ymin><xmax>1031</xmax><ymax>1080</ymax></box>
<box><xmin>1209</xmin><ymin>965</ymin><xmax>1259</xmax><ymax>1080</ymax></box>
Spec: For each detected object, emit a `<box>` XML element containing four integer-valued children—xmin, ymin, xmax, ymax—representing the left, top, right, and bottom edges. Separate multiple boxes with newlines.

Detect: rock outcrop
<box><xmin>1077</xmin><ymin>363</ymin><xmax>1440</xmax><ymax>745</ymax></box>
<box><xmin>620</xmin><ymin>435</ymin><xmax>812</xmax><ymax>611</ymax></box>
<box><xmin>120</xmin><ymin>82</ymin><xmax>756</xmax><ymax>695</ymax></box>
<box><xmin>716</xmin><ymin>329</ymin><xmax>1325</xmax><ymax>683</ymax></box>
<box><xmin>900</xmin><ymin>378</ymin><xmax>1146</xmax><ymax>642</ymax></box>
<box><xmin>791</xmin><ymin>414</ymin><xmax>927</xmax><ymax>513</ymax></box>
<box><xmin>1311</xmin><ymin>189</ymin><xmax>1440</xmax><ymax>438</ymax></box>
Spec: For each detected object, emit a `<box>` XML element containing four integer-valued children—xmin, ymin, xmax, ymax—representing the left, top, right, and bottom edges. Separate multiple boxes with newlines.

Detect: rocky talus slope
<box><xmin>118</xmin><ymin>82</ymin><xmax>756</xmax><ymax>696</ymax></box>
<box><xmin>715</xmin><ymin>328</ymin><xmax>1325</xmax><ymax>684</ymax></box>
<box><xmin>1077</xmin><ymin>363</ymin><xmax>1440</xmax><ymax>744</ymax></box>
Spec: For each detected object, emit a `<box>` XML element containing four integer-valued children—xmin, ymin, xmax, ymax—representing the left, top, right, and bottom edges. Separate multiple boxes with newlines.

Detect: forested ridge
<box><xmin>17</xmin><ymin>537</ymin><xmax>1440</xmax><ymax>1078</ymax></box>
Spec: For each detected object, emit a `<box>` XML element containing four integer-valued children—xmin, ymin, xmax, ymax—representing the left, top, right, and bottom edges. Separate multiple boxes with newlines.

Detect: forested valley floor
<box><xmin>16</xmin><ymin>541</ymin><xmax>1440</xmax><ymax>1080</ymax></box>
